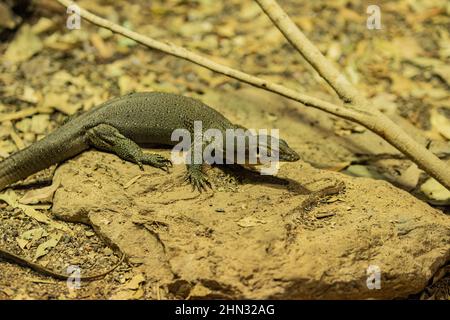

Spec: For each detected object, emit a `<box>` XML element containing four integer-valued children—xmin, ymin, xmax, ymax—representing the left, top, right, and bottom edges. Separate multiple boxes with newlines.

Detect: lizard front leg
<box><xmin>185</xmin><ymin>163</ymin><xmax>212</xmax><ymax>192</ymax></box>
<box><xmin>184</xmin><ymin>141</ymin><xmax>212</xmax><ymax>192</ymax></box>
<box><xmin>86</xmin><ymin>124</ymin><xmax>172</xmax><ymax>172</ymax></box>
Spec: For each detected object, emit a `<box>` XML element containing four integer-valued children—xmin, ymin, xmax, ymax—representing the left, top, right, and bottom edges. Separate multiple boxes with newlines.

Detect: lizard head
<box><xmin>220</xmin><ymin>128</ymin><xmax>300</xmax><ymax>166</ymax></box>
<box><xmin>255</xmin><ymin>135</ymin><xmax>300</xmax><ymax>163</ymax></box>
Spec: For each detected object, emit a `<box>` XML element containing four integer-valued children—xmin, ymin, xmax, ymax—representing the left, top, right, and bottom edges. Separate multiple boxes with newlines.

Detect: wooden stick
<box><xmin>255</xmin><ymin>0</ymin><xmax>450</xmax><ymax>189</ymax></box>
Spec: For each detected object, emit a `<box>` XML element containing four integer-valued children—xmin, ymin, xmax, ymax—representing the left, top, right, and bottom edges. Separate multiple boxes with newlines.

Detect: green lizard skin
<box><xmin>0</xmin><ymin>92</ymin><xmax>300</xmax><ymax>191</ymax></box>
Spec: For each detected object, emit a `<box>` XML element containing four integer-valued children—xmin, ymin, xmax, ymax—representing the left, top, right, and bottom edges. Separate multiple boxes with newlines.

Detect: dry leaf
<box><xmin>110</xmin><ymin>273</ymin><xmax>146</xmax><ymax>300</ymax></box>
<box><xmin>20</xmin><ymin>228</ymin><xmax>48</xmax><ymax>241</ymax></box>
<box><xmin>345</xmin><ymin>165</ymin><xmax>384</xmax><ymax>180</ymax></box>
<box><xmin>90</xmin><ymin>33</ymin><xmax>113</xmax><ymax>59</ymax></box>
<box><xmin>19</xmin><ymin>176</ymin><xmax>61</xmax><ymax>205</ymax></box>
<box><xmin>16</xmin><ymin>228</ymin><xmax>48</xmax><ymax>249</ymax></box>
<box><xmin>0</xmin><ymin>189</ymin><xmax>72</xmax><ymax>233</ymax></box>
<box><xmin>20</xmin><ymin>86</ymin><xmax>40</xmax><ymax>104</ymax></box>
<box><xmin>4</xmin><ymin>120</ymin><xmax>25</xmax><ymax>150</ymax></box>
<box><xmin>30</xmin><ymin>17</ymin><xmax>56</xmax><ymax>35</ymax></box>
<box><xmin>30</xmin><ymin>114</ymin><xmax>50</xmax><ymax>135</ymax></box>
<box><xmin>16</xmin><ymin>238</ymin><xmax>29</xmax><ymax>250</ymax></box>
<box><xmin>395</xmin><ymin>164</ymin><xmax>421</xmax><ymax>191</ymax></box>
<box><xmin>4</xmin><ymin>24</ymin><xmax>43</xmax><ymax>63</ymax></box>
<box><xmin>124</xmin><ymin>273</ymin><xmax>146</xmax><ymax>290</ymax></box>
<box><xmin>420</xmin><ymin>178</ymin><xmax>450</xmax><ymax>203</ymax></box>
<box><xmin>0</xmin><ymin>107</ymin><xmax>51</xmax><ymax>123</ymax></box>
<box><xmin>187</xmin><ymin>283</ymin><xmax>212</xmax><ymax>299</ymax></box>
<box><xmin>431</xmin><ymin>109</ymin><xmax>450</xmax><ymax>140</ymax></box>
<box><xmin>0</xmin><ymin>2</ymin><xmax>20</xmax><ymax>29</ymax></box>
<box><xmin>42</xmin><ymin>92</ymin><xmax>79</xmax><ymax>115</ymax></box>
<box><xmin>34</xmin><ymin>233</ymin><xmax>62</xmax><ymax>260</ymax></box>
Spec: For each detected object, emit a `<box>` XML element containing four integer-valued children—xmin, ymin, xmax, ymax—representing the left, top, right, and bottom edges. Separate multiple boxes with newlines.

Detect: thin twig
<box><xmin>254</xmin><ymin>0</ymin><xmax>450</xmax><ymax>190</ymax></box>
<box><xmin>55</xmin><ymin>0</ymin><xmax>450</xmax><ymax>190</ymax></box>
<box><xmin>255</xmin><ymin>0</ymin><xmax>362</xmax><ymax>105</ymax></box>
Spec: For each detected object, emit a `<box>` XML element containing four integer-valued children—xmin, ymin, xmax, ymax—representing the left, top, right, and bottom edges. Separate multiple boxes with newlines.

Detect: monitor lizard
<box><xmin>0</xmin><ymin>92</ymin><xmax>300</xmax><ymax>280</ymax></box>
<box><xmin>0</xmin><ymin>91</ymin><xmax>300</xmax><ymax>192</ymax></box>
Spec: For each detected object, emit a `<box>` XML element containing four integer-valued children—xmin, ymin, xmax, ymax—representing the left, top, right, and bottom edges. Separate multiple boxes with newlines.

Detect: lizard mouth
<box><xmin>241</xmin><ymin>151</ymin><xmax>299</xmax><ymax>168</ymax></box>
<box><xmin>255</xmin><ymin>148</ymin><xmax>300</xmax><ymax>163</ymax></box>
<box><xmin>279</xmin><ymin>150</ymin><xmax>300</xmax><ymax>162</ymax></box>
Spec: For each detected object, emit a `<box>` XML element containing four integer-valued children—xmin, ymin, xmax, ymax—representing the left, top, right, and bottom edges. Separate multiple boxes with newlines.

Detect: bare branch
<box><xmin>254</xmin><ymin>0</ymin><xmax>450</xmax><ymax>190</ymax></box>
<box><xmin>255</xmin><ymin>0</ymin><xmax>363</xmax><ymax>105</ymax></box>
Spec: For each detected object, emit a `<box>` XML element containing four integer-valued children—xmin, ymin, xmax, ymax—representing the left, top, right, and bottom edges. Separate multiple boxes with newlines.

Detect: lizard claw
<box><xmin>157</xmin><ymin>159</ymin><xmax>172</xmax><ymax>173</ymax></box>
<box><xmin>185</xmin><ymin>171</ymin><xmax>212</xmax><ymax>192</ymax></box>
<box><xmin>142</xmin><ymin>154</ymin><xmax>172</xmax><ymax>172</ymax></box>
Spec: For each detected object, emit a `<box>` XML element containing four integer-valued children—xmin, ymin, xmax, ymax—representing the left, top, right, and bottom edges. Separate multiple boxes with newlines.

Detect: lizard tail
<box><xmin>0</xmin><ymin>128</ymin><xmax>88</xmax><ymax>191</ymax></box>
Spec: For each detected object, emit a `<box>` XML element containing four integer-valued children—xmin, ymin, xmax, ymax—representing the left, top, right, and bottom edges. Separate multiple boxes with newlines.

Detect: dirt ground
<box><xmin>0</xmin><ymin>0</ymin><xmax>449</xmax><ymax>299</ymax></box>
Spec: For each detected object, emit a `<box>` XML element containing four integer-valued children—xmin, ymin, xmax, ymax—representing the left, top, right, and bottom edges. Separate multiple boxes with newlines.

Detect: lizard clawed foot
<box><xmin>184</xmin><ymin>171</ymin><xmax>212</xmax><ymax>192</ymax></box>
<box><xmin>141</xmin><ymin>154</ymin><xmax>173</xmax><ymax>172</ymax></box>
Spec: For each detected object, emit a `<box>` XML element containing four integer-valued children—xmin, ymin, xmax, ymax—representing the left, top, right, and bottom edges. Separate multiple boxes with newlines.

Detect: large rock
<box><xmin>52</xmin><ymin>150</ymin><xmax>450</xmax><ymax>299</ymax></box>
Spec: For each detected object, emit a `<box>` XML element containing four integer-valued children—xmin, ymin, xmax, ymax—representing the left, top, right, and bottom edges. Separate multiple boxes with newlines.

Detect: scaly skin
<box><xmin>0</xmin><ymin>92</ymin><xmax>300</xmax><ymax>191</ymax></box>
